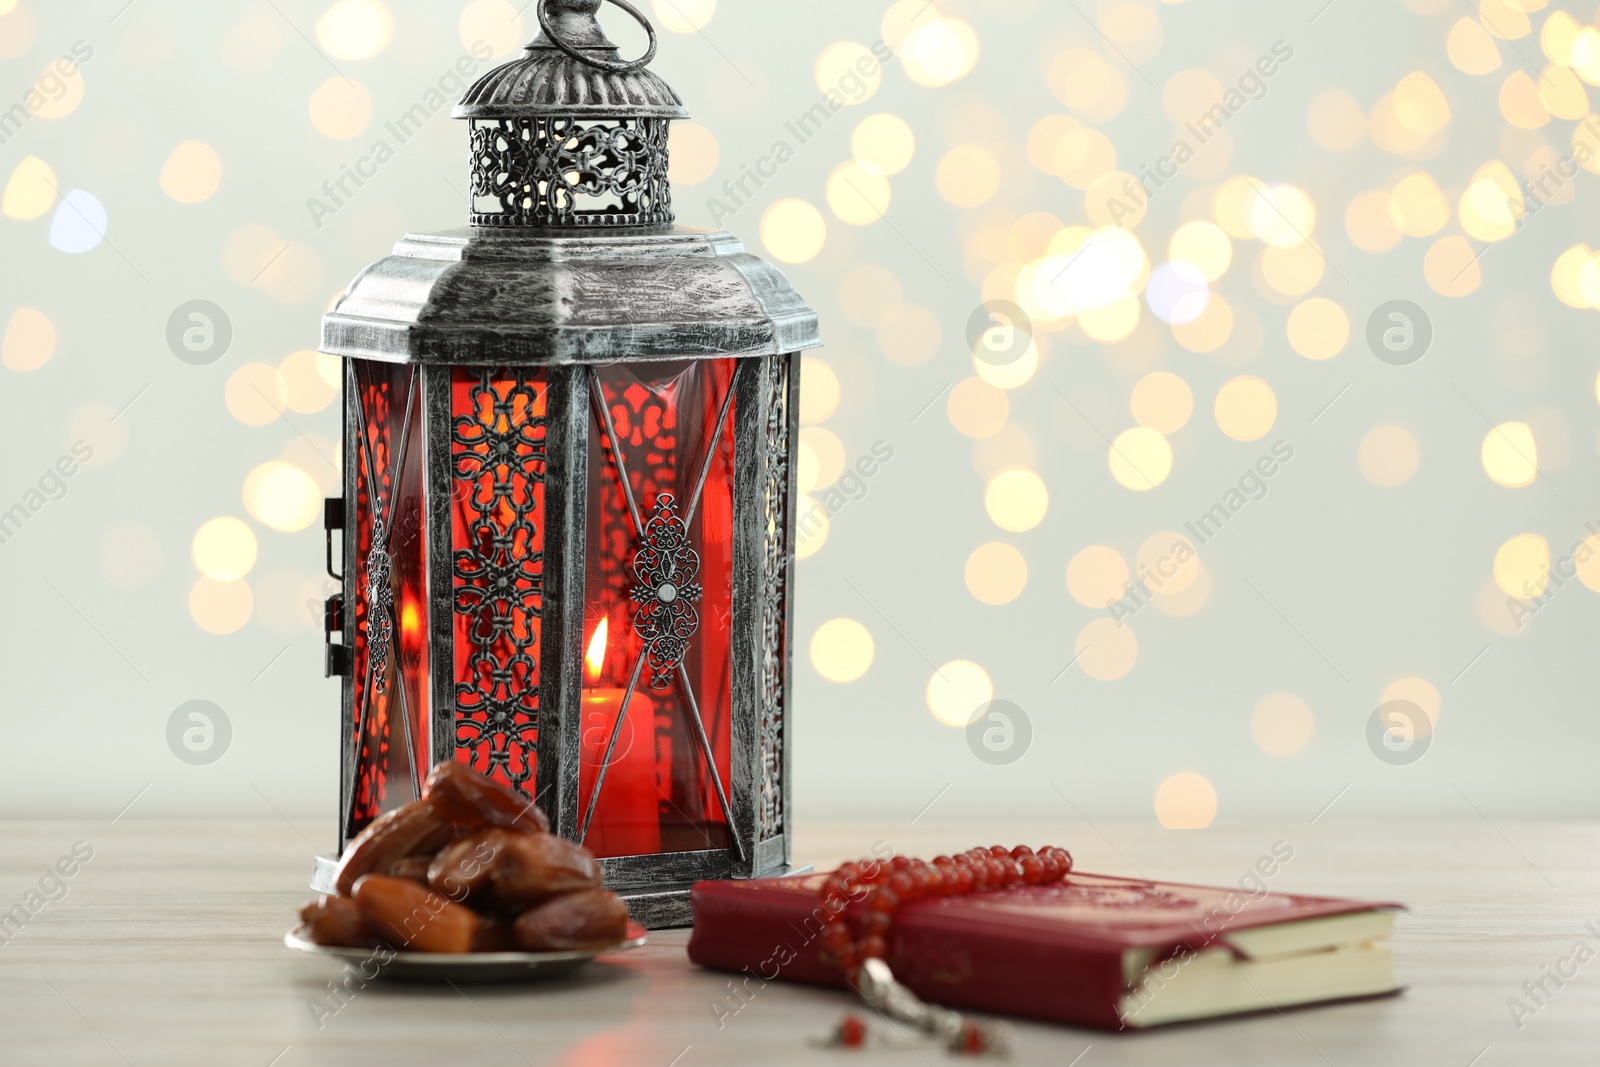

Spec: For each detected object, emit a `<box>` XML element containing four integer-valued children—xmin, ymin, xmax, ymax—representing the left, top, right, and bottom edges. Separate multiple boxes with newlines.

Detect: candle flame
<box><xmin>585</xmin><ymin>616</ymin><xmax>608</xmax><ymax>682</ymax></box>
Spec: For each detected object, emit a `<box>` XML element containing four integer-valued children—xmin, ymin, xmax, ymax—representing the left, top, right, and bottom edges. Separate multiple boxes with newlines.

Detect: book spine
<box><xmin>687</xmin><ymin>884</ymin><xmax>1129</xmax><ymax>1030</ymax></box>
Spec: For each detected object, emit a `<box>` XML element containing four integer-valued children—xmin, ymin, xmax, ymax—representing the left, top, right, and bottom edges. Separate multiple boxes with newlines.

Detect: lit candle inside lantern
<box><xmin>578</xmin><ymin>616</ymin><xmax>660</xmax><ymax>858</ymax></box>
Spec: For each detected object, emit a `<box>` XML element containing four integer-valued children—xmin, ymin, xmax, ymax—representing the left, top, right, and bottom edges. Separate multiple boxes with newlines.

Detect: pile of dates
<box><xmin>297</xmin><ymin>762</ymin><xmax>630</xmax><ymax>954</ymax></box>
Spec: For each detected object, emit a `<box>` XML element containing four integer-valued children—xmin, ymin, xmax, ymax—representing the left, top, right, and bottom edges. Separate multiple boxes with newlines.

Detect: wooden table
<box><xmin>1</xmin><ymin>819</ymin><xmax>1595</xmax><ymax>1065</ymax></box>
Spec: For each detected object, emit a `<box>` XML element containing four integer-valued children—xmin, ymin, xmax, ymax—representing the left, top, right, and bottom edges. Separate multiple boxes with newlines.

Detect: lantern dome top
<box><xmin>323</xmin><ymin>0</ymin><xmax>820</xmax><ymax>360</ymax></box>
<box><xmin>453</xmin><ymin>0</ymin><xmax>683</xmax><ymax>227</ymax></box>
<box><xmin>452</xmin><ymin>0</ymin><xmax>688</xmax><ymax>121</ymax></box>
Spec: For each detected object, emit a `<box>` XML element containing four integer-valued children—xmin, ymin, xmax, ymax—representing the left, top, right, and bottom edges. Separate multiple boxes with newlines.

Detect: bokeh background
<box><xmin>3</xmin><ymin>0</ymin><xmax>1598</xmax><ymax>828</ymax></box>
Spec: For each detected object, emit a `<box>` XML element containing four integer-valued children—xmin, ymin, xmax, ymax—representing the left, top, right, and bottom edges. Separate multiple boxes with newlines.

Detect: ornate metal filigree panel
<box><xmin>347</xmin><ymin>362</ymin><xmax>425</xmax><ymax>834</ymax></box>
<box><xmin>365</xmin><ymin>517</ymin><xmax>394</xmax><ymax>695</ymax></box>
<box><xmin>757</xmin><ymin>358</ymin><xmax>790</xmax><ymax>840</ymax></box>
<box><xmin>350</xmin><ymin>367</ymin><xmax>395</xmax><ymax>827</ymax></box>
<box><xmin>451</xmin><ymin>371</ymin><xmax>548</xmax><ymax>799</ymax></box>
<box><xmin>631</xmin><ymin>493</ymin><xmax>703</xmax><ymax>691</ymax></box>
<box><xmin>469</xmin><ymin>117</ymin><xmax>672</xmax><ymax>228</ymax></box>
<box><xmin>581</xmin><ymin>362</ymin><xmax>741</xmax><ymax>858</ymax></box>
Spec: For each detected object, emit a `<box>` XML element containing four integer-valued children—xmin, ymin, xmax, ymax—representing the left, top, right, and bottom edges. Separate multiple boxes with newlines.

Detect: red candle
<box><xmin>578</xmin><ymin>618</ymin><xmax>660</xmax><ymax>858</ymax></box>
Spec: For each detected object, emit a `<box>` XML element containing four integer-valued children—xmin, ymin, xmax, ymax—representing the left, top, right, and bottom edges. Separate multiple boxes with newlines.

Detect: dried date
<box><xmin>299</xmin><ymin>895</ymin><xmax>383</xmax><ymax>949</ymax></box>
<box><xmin>471</xmin><ymin>915</ymin><xmax>515</xmax><ymax>953</ymax></box>
<box><xmin>425</xmin><ymin>761</ymin><xmax>550</xmax><ymax>835</ymax></box>
<box><xmin>512</xmin><ymin>889</ymin><xmax>630</xmax><ymax>952</ymax></box>
<box><xmin>488</xmin><ymin>832</ymin><xmax>603</xmax><ymax>913</ymax></box>
<box><xmin>333</xmin><ymin>799</ymin><xmax>454</xmax><ymax>896</ymax></box>
<box><xmin>353</xmin><ymin>874</ymin><xmax>479</xmax><ymax>955</ymax></box>
<box><xmin>384</xmin><ymin>855</ymin><xmax>433</xmax><ymax>885</ymax></box>
<box><xmin>427</xmin><ymin>828</ymin><xmax>508</xmax><ymax>905</ymax></box>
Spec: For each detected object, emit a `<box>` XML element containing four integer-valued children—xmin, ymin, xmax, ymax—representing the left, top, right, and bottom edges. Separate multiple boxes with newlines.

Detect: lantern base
<box><xmin>617</xmin><ymin>884</ymin><xmax>695</xmax><ymax>928</ymax></box>
<box><xmin>308</xmin><ymin>857</ymin><xmax>812</xmax><ymax>930</ymax></box>
<box><xmin>618</xmin><ymin>865</ymin><xmax>813</xmax><ymax>929</ymax></box>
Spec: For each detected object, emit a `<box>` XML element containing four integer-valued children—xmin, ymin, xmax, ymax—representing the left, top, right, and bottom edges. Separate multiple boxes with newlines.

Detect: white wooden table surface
<box><xmin>1</xmin><ymin>819</ymin><xmax>1595</xmax><ymax>1066</ymax></box>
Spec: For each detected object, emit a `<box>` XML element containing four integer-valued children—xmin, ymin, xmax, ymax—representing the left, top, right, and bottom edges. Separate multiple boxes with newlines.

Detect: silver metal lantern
<box><xmin>314</xmin><ymin>0</ymin><xmax>820</xmax><ymax>926</ymax></box>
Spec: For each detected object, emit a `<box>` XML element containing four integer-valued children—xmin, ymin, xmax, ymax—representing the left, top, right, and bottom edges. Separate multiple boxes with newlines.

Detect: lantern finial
<box><xmin>530</xmin><ymin>0</ymin><xmax>661</xmax><ymax>72</ymax></box>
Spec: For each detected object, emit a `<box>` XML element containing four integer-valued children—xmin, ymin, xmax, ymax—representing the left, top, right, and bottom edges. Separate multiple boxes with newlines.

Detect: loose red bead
<box><xmin>839</xmin><ymin>1015</ymin><xmax>867</xmax><ymax>1048</ymax></box>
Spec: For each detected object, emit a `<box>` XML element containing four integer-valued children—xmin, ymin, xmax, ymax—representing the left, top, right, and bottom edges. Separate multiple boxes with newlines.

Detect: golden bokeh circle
<box><xmin>1154</xmin><ymin>773</ymin><xmax>1218</xmax><ymax>829</ymax></box>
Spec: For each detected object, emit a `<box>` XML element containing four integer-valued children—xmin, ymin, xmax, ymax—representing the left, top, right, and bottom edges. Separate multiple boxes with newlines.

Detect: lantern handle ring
<box><xmin>538</xmin><ymin>0</ymin><xmax>659</xmax><ymax>74</ymax></box>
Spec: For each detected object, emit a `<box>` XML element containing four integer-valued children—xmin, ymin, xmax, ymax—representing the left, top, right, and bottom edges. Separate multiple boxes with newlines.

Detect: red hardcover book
<box><xmin>688</xmin><ymin>868</ymin><xmax>1402</xmax><ymax>1030</ymax></box>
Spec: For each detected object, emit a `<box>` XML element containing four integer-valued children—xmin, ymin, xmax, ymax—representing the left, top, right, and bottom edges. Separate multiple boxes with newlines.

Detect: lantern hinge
<box><xmin>324</xmin><ymin>594</ymin><xmax>350</xmax><ymax>678</ymax></box>
<box><xmin>324</xmin><ymin>497</ymin><xmax>345</xmax><ymax>583</ymax></box>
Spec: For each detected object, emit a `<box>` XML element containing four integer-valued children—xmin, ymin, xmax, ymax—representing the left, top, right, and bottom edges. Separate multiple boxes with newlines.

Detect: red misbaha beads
<box><xmin>815</xmin><ymin>845</ymin><xmax>1072</xmax><ymax>1057</ymax></box>
<box><xmin>816</xmin><ymin>845</ymin><xmax>1073</xmax><ymax>986</ymax></box>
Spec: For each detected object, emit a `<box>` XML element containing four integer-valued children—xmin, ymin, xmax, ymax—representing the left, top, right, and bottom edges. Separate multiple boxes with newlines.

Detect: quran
<box><xmin>688</xmin><ymin>868</ymin><xmax>1401</xmax><ymax>1030</ymax></box>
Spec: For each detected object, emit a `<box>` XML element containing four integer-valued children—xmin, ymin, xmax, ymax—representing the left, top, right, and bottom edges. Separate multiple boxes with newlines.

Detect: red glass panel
<box><xmin>348</xmin><ymin>361</ymin><xmax>428</xmax><ymax>839</ymax></box>
<box><xmin>581</xmin><ymin>360</ymin><xmax>737</xmax><ymax>858</ymax></box>
<box><xmin>450</xmin><ymin>370</ymin><xmax>548</xmax><ymax>801</ymax></box>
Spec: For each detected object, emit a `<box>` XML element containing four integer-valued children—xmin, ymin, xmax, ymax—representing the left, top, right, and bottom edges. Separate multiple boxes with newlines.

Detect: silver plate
<box><xmin>284</xmin><ymin>923</ymin><xmax>648</xmax><ymax>983</ymax></box>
